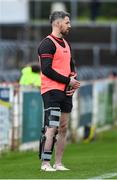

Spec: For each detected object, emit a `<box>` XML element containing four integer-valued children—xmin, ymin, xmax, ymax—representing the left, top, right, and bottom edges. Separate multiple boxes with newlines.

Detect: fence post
<box><xmin>93</xmin><ymin>46</ymin><xmax>100</xmax><ymax>67</ymax></box>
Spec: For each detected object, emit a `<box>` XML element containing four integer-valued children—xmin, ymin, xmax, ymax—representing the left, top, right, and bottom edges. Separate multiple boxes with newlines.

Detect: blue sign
<box><xmin>79</xmin><ymin>84</ymin><xmax>93</xmax><ymax>126</ymax></box>
<box><xmin>0</xmin><ymin>88</ymin><xmax>10</xmax><ymax>101</ymax></box>
<box><xmin>22</xmin><ymin>91</ymin><xmax>43</xmax><ymax>143</ymax></box>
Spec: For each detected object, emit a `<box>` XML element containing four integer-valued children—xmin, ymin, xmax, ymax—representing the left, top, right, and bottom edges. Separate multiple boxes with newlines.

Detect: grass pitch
<box><xmin>0</xmin><ymin>127</ymin><xmax>117</xmax><ymax>179</ymax></box>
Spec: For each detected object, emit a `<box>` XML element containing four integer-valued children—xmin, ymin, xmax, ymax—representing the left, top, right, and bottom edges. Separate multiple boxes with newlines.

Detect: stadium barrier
<box><xmin>19</xmin><ymin>86</ymin><xmax>43</xmax><ymax>151</ymax></box>
<box><xmin>0</xmin><ymin>83</ymin><xmax>14</xmax><ymax>153</ymax></box>
<box><xmin>71</xmin><ymin>78</ymin><xmax>117</xmax><ymax>142</ymax></box>
<box><xmin>0</xmin><ymin>79</ymin><xmax>117</xmax><ymax>153</ymax></box>
<box><xmin>0</xmin><ymin>84</ymin><xmax>43</xmax><ymax>153</ymax></box>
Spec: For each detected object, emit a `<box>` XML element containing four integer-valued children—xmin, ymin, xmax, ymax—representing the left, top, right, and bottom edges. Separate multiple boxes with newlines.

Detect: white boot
<box><xmin>41</xmin><ymin>163</ymin><xmax>56</xmax><ymax>171</ymax></box>
<box><xmin>53</xmin><ymin>164</ymin><xmax>70</xmax><ymax>171</ymax></box>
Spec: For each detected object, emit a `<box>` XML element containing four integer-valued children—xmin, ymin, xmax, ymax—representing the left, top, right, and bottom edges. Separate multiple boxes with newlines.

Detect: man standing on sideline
<box><xmin>38</xmin><ymin>11</ymin><xmax>80</xmax><ymax>171</ymax></box>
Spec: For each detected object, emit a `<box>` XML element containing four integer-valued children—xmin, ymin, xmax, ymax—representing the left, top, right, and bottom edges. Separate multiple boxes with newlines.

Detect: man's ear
<box><xmin>54</xmin><ymin>19</ymin><xmax>61</xmax><ymax>27</ymax></box>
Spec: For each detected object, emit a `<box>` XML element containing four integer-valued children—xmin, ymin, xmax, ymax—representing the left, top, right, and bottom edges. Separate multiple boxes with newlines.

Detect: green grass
<box><xmin>31</xmin><ymin>16</ymin><xmax>117</xmax><ymax>25</ymax></box>
<box><xmin>0</xmin><ymin>128</ymin><xmax>117</xmax><ymax>179</ymax></box>
<box><xmin>78</xmin><ymin>16</ymin><xmax>117</xmax><ymax>23</ymax></box>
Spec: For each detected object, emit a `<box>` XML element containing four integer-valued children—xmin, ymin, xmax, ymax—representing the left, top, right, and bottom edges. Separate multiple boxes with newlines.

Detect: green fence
<box><xmin>22</xmin><ymin>91</ymin><xmax>43</xmax><ymax>143</ymax></box>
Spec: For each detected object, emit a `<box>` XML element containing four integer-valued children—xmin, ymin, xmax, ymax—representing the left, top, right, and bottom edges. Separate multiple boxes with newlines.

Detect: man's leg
<box><xmin>41</xmin><ymin>127</ymin><xmax>57</xmax><ymax>167</ymax></box>
<box><xmin>39</xmin><ymin>107</ymin><xmax>61</xmax><ymax>171</ymax></box>
<box><xmin>54</xmin><ymin>112</ymin><xmax>69</xmax><ymax>165</ymax></box>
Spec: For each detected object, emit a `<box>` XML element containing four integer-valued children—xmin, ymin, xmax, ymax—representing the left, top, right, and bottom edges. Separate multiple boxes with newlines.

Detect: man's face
<box><xmin>59</xmin><ymin>16</ymin><xmax>71</xmax><ymax>36</ymax></box>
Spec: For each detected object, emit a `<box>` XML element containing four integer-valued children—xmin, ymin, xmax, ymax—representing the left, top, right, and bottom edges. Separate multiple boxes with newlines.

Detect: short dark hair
<box><xmin>49</xmin><ymin>11</ymin><xmax>70</xmax><ymax>24</ymax></box>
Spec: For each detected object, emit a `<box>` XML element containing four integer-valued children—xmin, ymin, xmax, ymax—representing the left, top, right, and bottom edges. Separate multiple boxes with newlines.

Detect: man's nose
<box><xmin>69</xmin><ymin>24</ymin><xmax>71</xmax><ymax>28</ymax></box>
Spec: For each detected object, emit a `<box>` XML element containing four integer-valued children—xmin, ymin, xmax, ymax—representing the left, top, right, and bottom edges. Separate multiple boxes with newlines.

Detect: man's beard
<box><xmin>61</xmin><ymin>29</ymin><xmax>70</xmax><ymax>36</ymax></box>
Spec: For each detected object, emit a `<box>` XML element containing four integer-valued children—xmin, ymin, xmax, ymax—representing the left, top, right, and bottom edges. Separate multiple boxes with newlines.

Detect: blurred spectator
<box><xmin>51</xmin><ymin>2</ymin><xmax>66</xmax><ymax>13</ymax></box>
<box><xmin>90</xmin><ymin>0</ymin><xmax>101</xmax><ymax>21</ymax></box>
<box><xmin>108</xmin><ymin>71</ymin><xmax>117</xmax><ymax>80</ymax></box>
<box><xmin>19</xmin><ymin>64</ymin><xmax>41</xmax><ymax>87</ymax></box>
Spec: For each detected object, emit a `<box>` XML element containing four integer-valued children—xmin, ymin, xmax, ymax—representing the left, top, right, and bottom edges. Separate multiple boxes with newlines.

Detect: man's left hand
<box><xmin>66</xmin><ymin>88</ymin><xmax>75</xmax><ymax>96</ymax></box>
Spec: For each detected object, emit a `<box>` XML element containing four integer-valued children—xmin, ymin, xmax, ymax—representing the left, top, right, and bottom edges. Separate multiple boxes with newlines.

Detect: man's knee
<box><xmin>59</xmin><ymin>113</ymin><xmax>69</xmax><ymax>135</ymax></box>
<box><xmin>59</xmin><ymin>123</ymin><xmax>68</xmax><ymax>135</ymax></box>
<box><xmin>45</xmin><ymin>107</ymin><xmax>61</xmax><ymax>127</ymax></box>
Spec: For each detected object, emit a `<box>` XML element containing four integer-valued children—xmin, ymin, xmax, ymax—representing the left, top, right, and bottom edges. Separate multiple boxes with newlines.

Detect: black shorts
<box><xmin>42</xmin><ymin>90</ymin><xmax>73</xmax><ymax>113</ymax></box>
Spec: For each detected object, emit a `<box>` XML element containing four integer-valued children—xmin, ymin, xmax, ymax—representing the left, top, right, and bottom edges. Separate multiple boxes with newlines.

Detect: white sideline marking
<box><xmin>88</xmin><ymin>172</ymin><xmax>117</xmax><ymax>179</ymax></box>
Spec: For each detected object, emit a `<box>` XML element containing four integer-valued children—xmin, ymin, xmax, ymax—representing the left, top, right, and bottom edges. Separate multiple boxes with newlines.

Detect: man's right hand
<box><xmin>69</xmin><ymin>75</ymin><xmax>80</xmax><ymax>89</ymax></box>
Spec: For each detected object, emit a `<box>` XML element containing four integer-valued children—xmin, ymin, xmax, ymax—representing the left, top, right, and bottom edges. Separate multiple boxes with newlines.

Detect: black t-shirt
<box><xmin>38</xmin><ymin>34</ymin><xmax>75</xmax><ymax>85</ymax></box>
